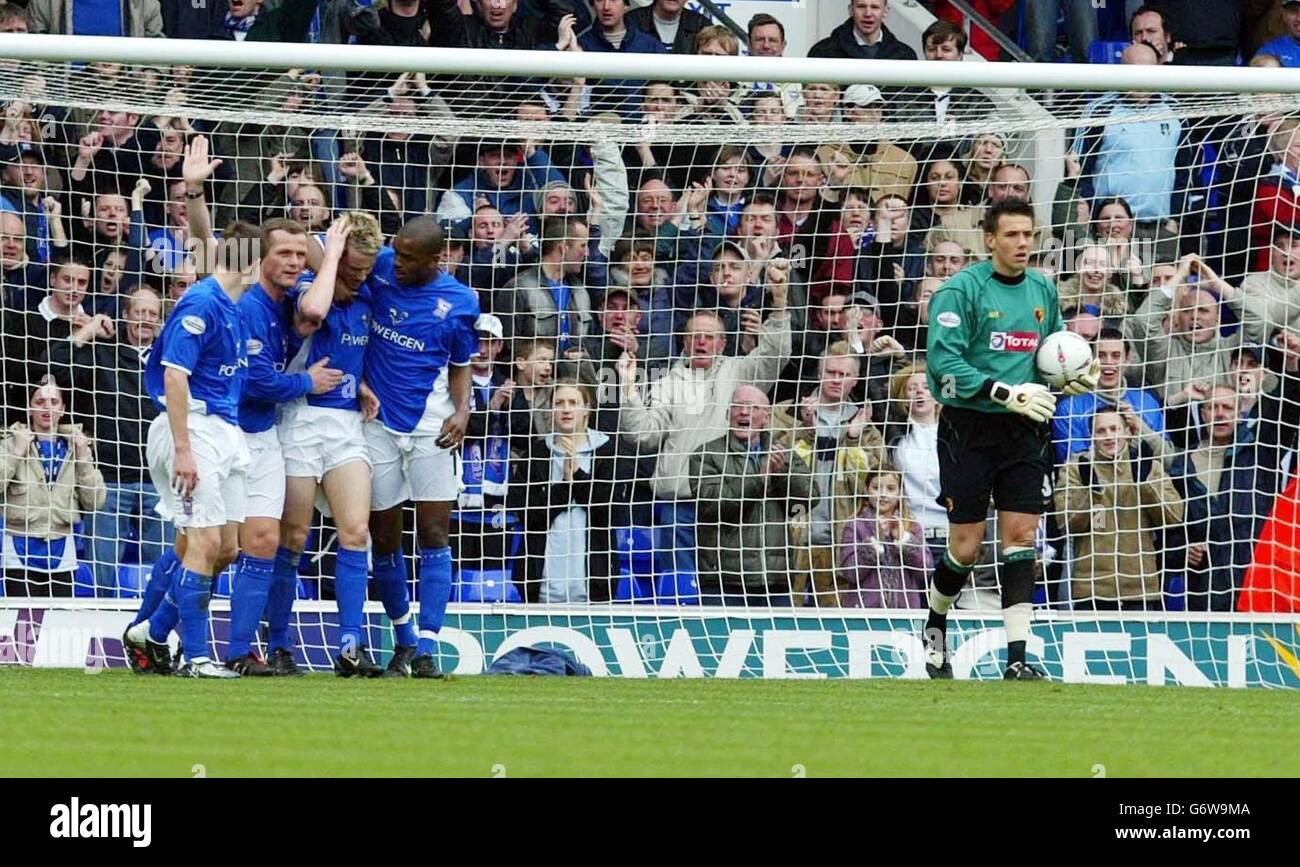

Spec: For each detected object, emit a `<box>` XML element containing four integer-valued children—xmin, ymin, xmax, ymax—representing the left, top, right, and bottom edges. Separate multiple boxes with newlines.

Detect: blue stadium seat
<box><xmin>614</xmin><ymin>575</ymin><xmax>655</xmax><ymax>603</ymax></box>
<box><xmin>1164</xmin><ymin>574</ymin><xmax>1187</xmax><ymax>612</ymax></box>
<box><xmin>1088</xmin><ymin>40</ymin><xmax>1129</xmax><ymax>65</ymax></box>
<box><xmin>115</xmin><ymin>563</ymin><xmax>148</xmax><ymax>599</ymax></box>
<box><xmin>614</xmin><ymin>526</ymin><xmax>655</xmax><ymax>580</ymax></box>
<box><xmin>73</xmin><ymin>564</ymin><xmax>96</xmax><ymax>597</ymax></box>
<box><xmin>454</xmin><ymin>568</ymin><xmax>522</xmax><ymax>603</ymax></box>
<box><xmin>296</xmin><ymin>577</ymin><xmax>318</xmax><ymax>600</ymax></box>
<box><xmin>654</xmin><ymin>571</ymin><xmax>699</xmax><ymax>605</ymax></box>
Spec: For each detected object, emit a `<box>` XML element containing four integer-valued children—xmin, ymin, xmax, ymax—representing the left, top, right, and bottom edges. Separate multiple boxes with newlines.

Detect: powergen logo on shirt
<box><xmin>989</xmin><ymin>331</ymin><xmax>1040</xmax><ymax>352</ymax></box>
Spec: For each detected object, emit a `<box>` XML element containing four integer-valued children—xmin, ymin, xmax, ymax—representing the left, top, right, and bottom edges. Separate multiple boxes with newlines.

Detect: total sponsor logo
<box><xmin>989</xmin><ymin>331</ymin><xmax>1039</xmax><ymax>352</ymax></box>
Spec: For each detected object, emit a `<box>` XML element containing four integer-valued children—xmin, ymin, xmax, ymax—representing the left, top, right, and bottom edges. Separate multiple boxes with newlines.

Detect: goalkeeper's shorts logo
<box><xmin>989</xmin><ymin>331</ymin><xmax>1039</xmax><ymax>352</ymax></box>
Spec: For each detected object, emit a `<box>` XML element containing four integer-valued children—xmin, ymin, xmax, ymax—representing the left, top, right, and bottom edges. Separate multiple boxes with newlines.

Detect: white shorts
<box><xmin>244</xmin><ymin>427</ymin><xmax>287</xmax><ymax>520</ymax></box>
<box><xmin>365</xmin><ymin>420</ymin><xmax>462</xmax><ymax>511</ymax></box>
<box><xmin>147</xmin><ymin>412</ymin><xmax>251</xmax><ymax>529</ymax></box>
<box><xmin>280</xmin><ymin>404</ymin><xmax>370</xmax><ymax>481</ymax></box>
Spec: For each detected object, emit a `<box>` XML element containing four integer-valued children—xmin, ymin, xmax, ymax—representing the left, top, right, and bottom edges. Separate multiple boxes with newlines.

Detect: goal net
<box><xmin>1</xmin><ymin>34</ymin><xmax>1299</xmax><ymax>684</ymax></box>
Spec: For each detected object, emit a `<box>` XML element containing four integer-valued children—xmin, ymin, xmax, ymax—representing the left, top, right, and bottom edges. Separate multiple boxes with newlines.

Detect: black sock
<box><xmin>925</xmin><ymin>608</ymin><xmax>947</xmax><ymax>642</ymax></box>
<box><xmin>1007</xmin><ymin>640</ymin><xmax>1026</xmax><ymax>666</ymax></box>
<box><xmin>933</xmin><ymin>554</ymin><xmax>970</xmax><ymax>598</ymax></box>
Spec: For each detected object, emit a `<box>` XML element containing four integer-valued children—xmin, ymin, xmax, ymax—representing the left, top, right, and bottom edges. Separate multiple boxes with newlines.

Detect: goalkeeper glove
<box><xmin>989</xmin><ymin>381</ymin><xmax>1057</xmax><ymax>423</ymax></box>
<box><xmin>1061</xmin><ymin>358</ymin><xmax>1102</xmax><ymax>397</ymax></box>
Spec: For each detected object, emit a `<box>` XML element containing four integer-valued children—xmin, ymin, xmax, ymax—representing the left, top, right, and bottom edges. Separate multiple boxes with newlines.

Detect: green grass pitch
<box><xmin>3</xmin><ymin>669</ymin><xmax>1294</xmax><ymax>777</ymax></box>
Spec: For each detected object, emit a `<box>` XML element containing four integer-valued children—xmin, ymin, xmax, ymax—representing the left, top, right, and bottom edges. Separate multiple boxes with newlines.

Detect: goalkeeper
<box><xmin>922</xmin><ymin>199</ymin><xmax>1099</xmax><ymax>681</ymax></box>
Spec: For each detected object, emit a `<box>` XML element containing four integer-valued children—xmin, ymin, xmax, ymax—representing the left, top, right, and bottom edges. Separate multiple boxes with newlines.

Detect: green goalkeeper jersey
<box><xmin>925</xmin><ymin>261</ymin><xmax>1064</xmax><ymax>414</ymax></box>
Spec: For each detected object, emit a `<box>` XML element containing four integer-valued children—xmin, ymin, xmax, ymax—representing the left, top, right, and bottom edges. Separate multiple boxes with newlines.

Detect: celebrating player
<box><xmin>364</xmin><ymin>216</ymin><xmax>480</xmax><ymax>679</ymax></box>
<box><xmin>923</xmin><ymin>199</ymin><xmax>1098</xmax><ymax>681</ymax></box>
<box><xmin>276</xmin><ymin>212</ymin><xmax>385</xmax><ymax>677</ymax></box>
<box><xmin>123</xmin><ymin>222</ymin><xmax>265</xmax><ymax>678</ymax></box>
<box><xmin>224</xmin><ymin>218</ymin><xmax>343</xmax><ymax>677</ymax></box>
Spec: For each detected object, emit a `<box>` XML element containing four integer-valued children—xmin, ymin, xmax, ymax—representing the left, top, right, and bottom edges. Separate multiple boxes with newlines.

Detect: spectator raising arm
<box><xmin>734</xmin><ymin>258</ymin><xmax>793</xmax><ymax>388</ymax></box>
<box><xmin>183</xmin><ymin>136</ymin><xmax>221</xmax><ymax>274</ymax></box>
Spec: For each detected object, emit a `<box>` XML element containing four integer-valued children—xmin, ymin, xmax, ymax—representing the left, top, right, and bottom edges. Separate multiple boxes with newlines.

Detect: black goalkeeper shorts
<box><xmin>936</xmin><ymin>406</ymin><xmax>1054</xmax><ymax>525</ymax></box>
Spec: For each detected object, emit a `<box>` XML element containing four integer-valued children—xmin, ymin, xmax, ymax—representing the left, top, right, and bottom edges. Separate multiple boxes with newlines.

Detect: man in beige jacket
<box><xmin>616</xmin><ymin>257</ymin><xmax>792</xmax><ymax>577</ymax></box>
<box><xmin>1054</xmin><ymin>409</ymin><xmax>1183</xmax><ymax>609</ymax></box>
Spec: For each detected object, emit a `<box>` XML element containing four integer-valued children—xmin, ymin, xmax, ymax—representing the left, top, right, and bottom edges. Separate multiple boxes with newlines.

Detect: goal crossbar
<box><xmin>5</xmin><ymin>33</ymin><xmax>1300</xmax><ymax>93</ymax></box>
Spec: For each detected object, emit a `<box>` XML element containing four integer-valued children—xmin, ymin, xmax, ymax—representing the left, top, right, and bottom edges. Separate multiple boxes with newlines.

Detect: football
<box><xmin>1036</xmin><ymin>330</ymin><xmax>1094</xmax><ymax>389</ymax></box>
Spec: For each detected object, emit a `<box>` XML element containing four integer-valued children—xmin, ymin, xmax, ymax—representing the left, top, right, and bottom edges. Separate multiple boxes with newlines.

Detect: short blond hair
<box><xmin>695</xmin><ymin>25</ymin><xmax>739</xmax><ymax>55</ymax></box>
<box><xmin>820</xmin><ymin>339</ymin><xmax>862</xmax><ymax>377</ymax></box>
<box><xmin>342</xmin><ymin>211</ymin><xmax>383</xmax><ymax>255</ymax></box>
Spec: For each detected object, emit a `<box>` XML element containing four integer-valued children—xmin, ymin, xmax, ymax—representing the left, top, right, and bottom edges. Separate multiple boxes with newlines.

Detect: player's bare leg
<box><xmin>316</xmin><ymin>462</ymin><xmax>382</xmax><ymax>677</ymax></box>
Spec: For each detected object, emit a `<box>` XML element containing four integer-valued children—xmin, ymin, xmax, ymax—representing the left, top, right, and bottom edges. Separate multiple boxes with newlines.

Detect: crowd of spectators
<box><xmin>0</xmin><ymin>0</ymin><xmax>1299</xmax><ymax>614</ymax></box>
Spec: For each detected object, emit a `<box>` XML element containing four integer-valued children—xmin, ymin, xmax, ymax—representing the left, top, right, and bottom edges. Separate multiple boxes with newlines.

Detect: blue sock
<box><xmin>373</xmin><ymin>550</ymin><xmax>417</xmax><ymax>647</ymax></box>
<box><xmin>335</xmin><ymin>546</ymin><xmax>368</xmax><ymax>657</ymax></box>
<box><xmin>416</xmin><ymin>547</ymin><xmax>453</xmax><ymax>657</ymax></box>
<box><xmin>227</xmin><ymin>554</ymin><xmax>274</xmax><ymax>660</ymax></box>
<box><xmin>147</xmin><ymin>569</ymin><xmax>182</xmax><ymax>645</ymax></box>
<box><xmin>173</xmin><ymin>569</ymin><xmax>214</xmax><ymax>662</ymax></box>
<box><xmin>131</xmin><ymin>548</ymin><xmax>180</xmax><ymax>626</ymax></box>
<box><xmin>265</xmin><ymin>546</ymin><xmax>300</xmax><ymax>653</ymax></box>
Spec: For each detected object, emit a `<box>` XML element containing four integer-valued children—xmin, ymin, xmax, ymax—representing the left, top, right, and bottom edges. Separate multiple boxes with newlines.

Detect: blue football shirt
<box><xmin>237</xmin><ymin>283</ymin><xmax>313</xmax><ymax>434</ymax></box>
<box><xmin>144</xmin><ymin>276</ymin><xmax>247</xmax><ymax>427</ymax></box>
<box><xmin>286</xmin><ymin>272</ymin><xmax>373</xmax><ymax>412</ymax></box>
<box><xmin>364</xmin><ymin>247</ymin><xmax>480</xmax><ymax>434</ymax></box>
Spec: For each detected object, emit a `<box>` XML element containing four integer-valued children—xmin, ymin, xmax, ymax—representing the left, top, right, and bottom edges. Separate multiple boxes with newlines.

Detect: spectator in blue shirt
<box><xmin>1072</xmin><ymin>42</ymin><xmax>1191</xmax><ymax>232</ymax></box>
<box><xmin>1053</xmin><ymin>327</ymin><xmax>1167</xmax><ymax>463</ymax></box>
<box><xmin>577</xmin><ymin>0</ymin><xmax>667</xmax><ymax>118</ymax></box>
<box><xmin>435</xmin><ymin>139</ymin><xmax>565</xmax><ymax>230</ymax></box>
<box><xmin>27</xmin><ymin>0</ymin><xmax>165</xmax><ymax>37</ymax></box>
<box><xmin>0</xmin><ymin>143</ymin><xmax>61</xmax><ymax>266</ymax></box>
<box><xmin>2</xmin><ymin>210</ymin><xmax>51</xmax><ymax>312</ymax></box>
<box><xmin>147</xmin><ymin>179</ymin><xmax>193</xmax><ymax>274</ymax></box>
<box><xmin>1258</xmin><ymin>2</ymin><xmax>1300</xmax><ymax>67</ymax></box>
<box><xmin>465</xmin><ymin>204</ymin><xmax>533</xmax><ymax>292</ymax></box>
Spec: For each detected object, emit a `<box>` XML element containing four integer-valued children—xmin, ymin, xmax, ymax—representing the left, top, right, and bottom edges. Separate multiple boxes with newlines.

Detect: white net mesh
<box><xmin>0</xmin><ymin>38</ymin><xmax>1298</xmax><ymax>684</ymax></box>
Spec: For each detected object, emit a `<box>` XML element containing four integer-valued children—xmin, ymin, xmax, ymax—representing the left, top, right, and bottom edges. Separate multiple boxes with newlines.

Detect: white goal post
<box><xmin>0</xmin><ymin>33</ymin><xmax>1297</xmax><ymax>684</ymax></box>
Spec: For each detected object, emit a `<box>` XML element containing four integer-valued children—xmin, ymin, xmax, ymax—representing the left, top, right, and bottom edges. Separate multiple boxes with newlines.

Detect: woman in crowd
<box><xmin>1056</xmin><ymin>240</ymin><xmax>1128</xmax><ymax>324</ymax></box>
<box><xmin>918</xmin><ymin>156</ymin><xmax>984</xmax><ymax>257</ymax></box>
<box><xmin>1091</xmin><ymin>196</ymin><xmax>1177</xmax><ymax>301</ymax></box>
<box><xmin>887</xmin><ymin>362</ymin><xmax>948</xmax><ymax>565</ymax></box>
<box><xmin>0</xmin><ymin>377</ymin><xmax>106</xmax><ymax>597</ymax></box>
<box><xmin>507</xmin><ymin>381</ymin><xmax>645</xmax><ymax>604</ymax></box>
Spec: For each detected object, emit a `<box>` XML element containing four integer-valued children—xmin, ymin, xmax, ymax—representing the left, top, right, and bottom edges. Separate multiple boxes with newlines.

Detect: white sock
<box><xmin>928</xmin><ymin>585</ymin><xmax>958</xmax><ymax>615</ymax></box>
<box><xmin>1003</xmin><ymin>602</ymin><xmax>1032</xmax><ymax>644</ymax></box>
